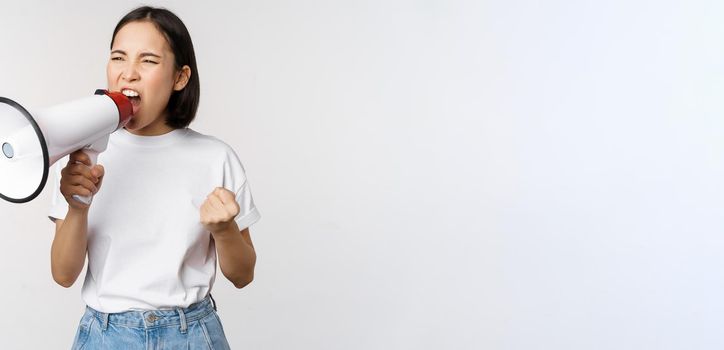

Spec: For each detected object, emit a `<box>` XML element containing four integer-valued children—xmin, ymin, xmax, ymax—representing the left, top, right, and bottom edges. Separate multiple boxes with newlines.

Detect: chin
<box><xmin>125</xmin><ymin>120</ymin><xmax>141</xmax><ymax>130</ymax></box>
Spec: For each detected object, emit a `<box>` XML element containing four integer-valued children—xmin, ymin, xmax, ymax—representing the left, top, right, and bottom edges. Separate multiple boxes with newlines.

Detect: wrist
<box><xmin>210</xmin><ymin>221</ymin><xmax>240</xmax><ymax>241</ymax></box>
<box><xmin>67</xmin><ymin>206</ymin><xmax>89</xmax><ymax>217</ymax></box>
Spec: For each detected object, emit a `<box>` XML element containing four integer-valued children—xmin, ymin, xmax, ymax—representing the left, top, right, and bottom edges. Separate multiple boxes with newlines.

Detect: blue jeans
<box><xmin>71</xmin><ymin>296</ymin><xmax>231</xmax><ymax>349</ymax></box>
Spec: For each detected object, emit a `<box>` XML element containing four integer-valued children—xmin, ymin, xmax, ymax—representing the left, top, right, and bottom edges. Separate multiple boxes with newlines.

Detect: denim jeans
<box><xmin>71</xmin><ymin>295</ymin><xmax>231</xmax><ymax>349</ymax></box>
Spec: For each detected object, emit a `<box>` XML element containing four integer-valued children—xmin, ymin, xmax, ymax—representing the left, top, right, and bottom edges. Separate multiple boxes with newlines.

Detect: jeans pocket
<box><xmin>199</xmin><ymin>312</ymin><xmax>231</xmax><ymax>350</ymax></box>
<box><xmin>71</xmin><ymin>311</ymin><xmax>95</xmax><ymax>350</ymax></box>
<box><xmin>212</xmin><ymin>312</ymin><xmax>227</xmax><ymax>336</ymax></box>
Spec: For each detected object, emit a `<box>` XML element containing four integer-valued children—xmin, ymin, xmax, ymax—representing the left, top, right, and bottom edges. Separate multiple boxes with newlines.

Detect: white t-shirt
<box><xmin>48</xmin><ymin>127</ymin><xmax>260</xmax><ymax>313</ymax></box>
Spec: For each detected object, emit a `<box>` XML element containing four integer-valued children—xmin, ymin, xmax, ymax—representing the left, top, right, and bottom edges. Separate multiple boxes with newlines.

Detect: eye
<box><xmin>143</xmin><ymin>59</ymin><xmax>158</xmax><ymax>64</ymax></box>
<box><xmin>111</xmin><ymin>56</ymin><xmax>124</xmax><ymax>61</ymax></box>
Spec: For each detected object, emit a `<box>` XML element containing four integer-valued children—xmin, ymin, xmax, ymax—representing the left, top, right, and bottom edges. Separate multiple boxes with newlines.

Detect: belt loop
<box><xmin>209</xmin><ymin>293</ymin><xmax>217</xmax><ymax>311</ymax></box>
<box><xmin>177</xmin><ymin>307</ymin><xmax>188</xmax><ymax>334</ymax></box>
<box><xmin>101</xmin><ymin>312</ymin><xmax>109</xmax><ymax>331</ymax></box>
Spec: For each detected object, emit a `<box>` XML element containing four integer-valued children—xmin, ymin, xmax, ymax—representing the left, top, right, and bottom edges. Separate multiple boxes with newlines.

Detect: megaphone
<box><xmin>0</xmin><ymin>89</ymin><xmax>132</xmax><ymax>204</ymax></box>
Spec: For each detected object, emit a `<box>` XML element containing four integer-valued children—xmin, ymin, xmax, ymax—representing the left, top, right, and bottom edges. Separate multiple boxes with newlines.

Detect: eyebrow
<box><xmin>110</xmin><ymin>50</ymin><xmax>162</xmax><ymax>59</ymax></box>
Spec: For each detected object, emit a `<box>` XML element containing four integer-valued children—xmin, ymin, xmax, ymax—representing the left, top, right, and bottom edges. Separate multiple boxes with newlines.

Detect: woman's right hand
<box><xmin>59</xmin><ymin>150</ymin><xmax>105</xmax><ymax>210</ymax></box>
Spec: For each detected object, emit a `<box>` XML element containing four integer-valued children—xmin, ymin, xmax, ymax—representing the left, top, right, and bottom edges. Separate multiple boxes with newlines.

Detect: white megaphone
<box><xmin>0</xmin><ymin>89</ymin><xmax>132</xmax><ymax>204</ymax></box>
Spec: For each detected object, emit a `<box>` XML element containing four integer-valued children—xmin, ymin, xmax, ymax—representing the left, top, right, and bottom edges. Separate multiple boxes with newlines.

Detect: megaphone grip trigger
<box><xmin>72</xmin><ymin>194</ymin><xmax>93</xmax><ymax>205</ymax></box>
<box><xmin>71</xmin><ymin>148</ymin><xmax>100</xmax><ymax>205</ymax></box>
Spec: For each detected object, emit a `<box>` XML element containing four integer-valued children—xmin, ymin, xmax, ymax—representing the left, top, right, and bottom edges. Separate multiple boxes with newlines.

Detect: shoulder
<box><xmin>183</xmin><ymin>130</ymin><xmax>252</xmax><ymax>185</ymax></box>
<box><xmin>182</xmin><ymin>129</ymin><xmax>245</xmax><ymax>164</ymax></box>
<box><xmin>183</xmin><ymin>129</ymin><xmax>238</xmax><ymax>154</ymax></box>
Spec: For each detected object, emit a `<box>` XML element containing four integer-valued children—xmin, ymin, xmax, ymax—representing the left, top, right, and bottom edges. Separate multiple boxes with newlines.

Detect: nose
<box><xmin>121</xmin><ymin>62</ymin><xmax>140</xmax><ymax>82</ymax></box>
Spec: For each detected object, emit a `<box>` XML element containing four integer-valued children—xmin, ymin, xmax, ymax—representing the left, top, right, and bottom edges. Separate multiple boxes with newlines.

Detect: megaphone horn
<box><xmin>0</xmin><ymin>89</ymin><xmax>132</xmax><ymax>203</ymax></box>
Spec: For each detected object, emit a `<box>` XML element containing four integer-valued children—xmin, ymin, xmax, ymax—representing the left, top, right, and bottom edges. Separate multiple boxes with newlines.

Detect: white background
<box><xmin>0</xmin><ymin>0</ymin><xmax>722</xmax><ymax>349</ymax></box>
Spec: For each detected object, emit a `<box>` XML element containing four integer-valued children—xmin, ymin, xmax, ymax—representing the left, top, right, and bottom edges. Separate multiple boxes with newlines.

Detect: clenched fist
<box><xmin>200</xmin><ymin>187</ymin><xmax>240</xmax><ymax>234</ymax></box>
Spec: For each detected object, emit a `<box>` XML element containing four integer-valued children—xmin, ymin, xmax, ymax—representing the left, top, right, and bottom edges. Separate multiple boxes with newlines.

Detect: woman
<box><xmin>48</xmin><ymin>6</ymin><xmax>260</xmax><ymax>349</ymax></box>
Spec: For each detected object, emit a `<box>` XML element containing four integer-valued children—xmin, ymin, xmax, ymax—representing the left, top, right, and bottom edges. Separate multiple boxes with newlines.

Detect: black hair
<box><xmin>110</xmin><ymin>6</ymin><xmax>200</xmax><ymax>129</ymax></box>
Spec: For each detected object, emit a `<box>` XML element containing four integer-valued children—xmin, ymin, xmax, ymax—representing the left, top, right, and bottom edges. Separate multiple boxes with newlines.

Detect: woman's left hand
<box><xmin>200</xmin><ymin>187</ymin><xmax>240</xmax><ymax>234</ymax></box>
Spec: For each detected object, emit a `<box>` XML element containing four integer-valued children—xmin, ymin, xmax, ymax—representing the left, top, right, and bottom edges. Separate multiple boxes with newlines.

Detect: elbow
<box><xmin>233</xmin><ymin>274</ymin><xmax>254</xmax><ymax>289</ymax></box>
<box><xmin>51</xmin><ymin>268</ymin><xmax>77</xmax><ymax>288</ymax></box>
<box><xmin>53</xmin><ymin>275</ymin><xmax>75</xmax><ymax>288</ymax></box>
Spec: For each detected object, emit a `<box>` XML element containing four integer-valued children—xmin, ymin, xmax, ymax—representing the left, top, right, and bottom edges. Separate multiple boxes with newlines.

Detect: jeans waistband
<box><xmin>86</xmin><ymin>295</ymin><xmax>215</xmax><ymax>330</ymax></box>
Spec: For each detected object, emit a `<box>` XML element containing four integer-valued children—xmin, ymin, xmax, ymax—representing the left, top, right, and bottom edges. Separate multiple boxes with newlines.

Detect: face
<box><xmin>107</xmin><ymin>21</ymin><xmax>190</xmax><ymax>136</ymax></box>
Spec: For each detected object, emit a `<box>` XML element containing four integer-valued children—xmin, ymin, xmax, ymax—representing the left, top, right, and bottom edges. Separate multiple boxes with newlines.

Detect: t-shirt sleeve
<box><xmin>48</xmin><ymin>156</ymin><xmax>69</xmax><ymax>223</ymax></box>
<box><xmin>222</xmin><ymin>147</ymin><xmax>260</xmax><ymax>231</ymax></box>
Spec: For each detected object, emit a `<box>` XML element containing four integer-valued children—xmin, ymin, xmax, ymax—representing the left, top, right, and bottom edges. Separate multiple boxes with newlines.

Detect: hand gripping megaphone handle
<box><xmin>71</xmin><ymin>135</ymin><xmax>109</xmax><ymax>205</ymax></box>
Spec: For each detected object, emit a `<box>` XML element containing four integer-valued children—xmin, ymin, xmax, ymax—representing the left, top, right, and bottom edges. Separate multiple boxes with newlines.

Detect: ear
<box><xmin>173</xmin><ymin>65</ymin><xmax>191</xmax><ymax>91</ymax></box>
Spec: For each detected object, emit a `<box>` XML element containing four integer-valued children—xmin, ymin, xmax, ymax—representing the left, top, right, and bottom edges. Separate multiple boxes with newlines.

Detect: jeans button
<box><xmin>146</xmin><ymin>314</ymin><xmax>158</xmax><ymax>323</ymax></box>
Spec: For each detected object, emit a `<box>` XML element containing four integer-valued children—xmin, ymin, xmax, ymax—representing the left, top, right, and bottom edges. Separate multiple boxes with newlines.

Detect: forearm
<box><xmin>51</xmin><ymin>208</ymin><xmax>89</xmax><ymax>287</ymax></box>
<box><xmin>212</xmin><ymin>222</ymin><xmax>256</xmax><ymax>288</ymax></box>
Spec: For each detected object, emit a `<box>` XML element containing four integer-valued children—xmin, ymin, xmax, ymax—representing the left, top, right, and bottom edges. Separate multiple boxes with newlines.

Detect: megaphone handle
<box><xmin>71</xmin><ymin>148</ymin><xmax>100</xmax><ymax>205</ymax></box>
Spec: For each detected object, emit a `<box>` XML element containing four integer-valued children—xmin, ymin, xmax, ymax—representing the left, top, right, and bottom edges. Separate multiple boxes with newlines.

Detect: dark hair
<box><xmin>110</xmin><ymin>6</ymin><xmax>200</xmax><ymax>129</ymax></box>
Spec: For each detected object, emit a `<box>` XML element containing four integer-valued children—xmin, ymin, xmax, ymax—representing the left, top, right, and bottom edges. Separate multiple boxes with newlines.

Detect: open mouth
<box><xmin>121</xmin><ymin>89</ymin><xmax>141</xmax><ymax>115</ymax></box>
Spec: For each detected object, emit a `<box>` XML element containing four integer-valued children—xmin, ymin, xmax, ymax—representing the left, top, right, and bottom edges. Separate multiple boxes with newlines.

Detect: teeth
<box><xmin>122</xmin><ymin>89</ymin><xmax>139</xmax><ymax>98</ymax></box>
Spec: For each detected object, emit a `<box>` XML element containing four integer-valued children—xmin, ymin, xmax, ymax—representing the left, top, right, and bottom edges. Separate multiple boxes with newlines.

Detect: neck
<box><xmin>125</xmin><ymin>114</ymin><xmax>175</xmax><ymax>136</ymax></box>
<box><xmin>126</xmin><ymin>125</ymin><xmax>175</xmax><ymax>136</ymax></box>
